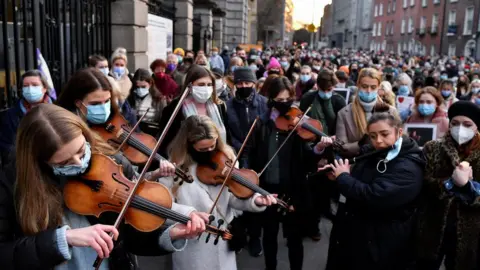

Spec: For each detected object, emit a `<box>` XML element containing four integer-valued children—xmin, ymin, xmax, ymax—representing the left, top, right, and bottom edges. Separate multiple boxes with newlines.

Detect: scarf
<box><xmin>181</xmin><ymin>97</ymin><xmax>227</xmax><ymax>143</ymax></box>
<box><xmin>359</xmin><ymin>98</ymin><xmax>376</xmax><ymax>121</ymax></box>
<box><xmin>311</xmin><ymin>95</ymin><xmax>335</xmax><ymax>135</ymax></box>
<box><xmin>21</xmin><ymin>95</ymin><xmax>53</xmax><ymax>113</ymax></box>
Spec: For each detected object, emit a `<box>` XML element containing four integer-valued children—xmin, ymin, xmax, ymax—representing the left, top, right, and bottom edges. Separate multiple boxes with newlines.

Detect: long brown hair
<box><xmin>15</xmin><ymin>104</ymin><xmax>114</xmax><ymax>235</ymax></box>
<box><xmin>57</xmin><ymin>67</ymin><xmax>120</xmax><ymax>114</ymax></box>
<box><xmin>352</xmin><ymin>68</ymin><xmax>388</xmax><ymax>137</ymax></box>
<box><xmin>168</xmin><ymin>115</ymin><xmax>235</xmax><ymax>168</ymax></box>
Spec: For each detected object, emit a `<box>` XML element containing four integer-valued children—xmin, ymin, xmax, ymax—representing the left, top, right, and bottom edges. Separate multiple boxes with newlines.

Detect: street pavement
<box><xmin>137</xmin><ymin>218</ymin><xmax>333</xmax><ymax>270</ymax></box>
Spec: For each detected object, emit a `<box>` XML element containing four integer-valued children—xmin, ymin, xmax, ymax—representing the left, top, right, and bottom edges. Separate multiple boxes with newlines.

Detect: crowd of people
<box><xmin>0</xmin><ymin>44</ymin><xmax>480</xmax><ymax>270</ymax></box>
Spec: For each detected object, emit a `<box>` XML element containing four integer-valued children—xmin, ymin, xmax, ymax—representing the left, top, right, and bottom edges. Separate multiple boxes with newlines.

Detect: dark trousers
<box><xmin>262</xmin><ymin>207</ymin><xmax>304</xmax><ymax>270</ymax></box>
<box><xmin>416</xmin><ymin>228</ymin><xmax>457</xmax><ymax>270</ymax></box>
<box><xmin>306</xmin><ymin>175</ymin><xmax>336</xmax><ymax>235</ymax></box>
<box><xmin>240</xmin><ymin>211</ymin><xmax>262</xmax><ymax>239</ymax></box>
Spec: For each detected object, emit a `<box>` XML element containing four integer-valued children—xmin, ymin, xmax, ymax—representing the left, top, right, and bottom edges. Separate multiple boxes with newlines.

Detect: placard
<box><xmin>147</xmin><ymin>14</ymin><xmax>173</xmax><ymax>66</ymax></box>
<box><xmin>333</xmin><ymin>88</ymin><xmax>351</xmax><ymax>103</ymax></box>
<box><xmin>396</xmin><ymin>96</ymin><xmax>415</xmax><ymax>116</ymax></box>
<box><xmin>404</xmin><ymin>123</ymin><xmax>438</xmax><ymax>148</ymax></box>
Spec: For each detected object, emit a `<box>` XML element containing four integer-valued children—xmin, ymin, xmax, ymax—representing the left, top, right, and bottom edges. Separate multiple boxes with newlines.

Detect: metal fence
<box><xmin>0</xmin><ymin>0</ymin><xmax>112</xmax><ymax>109</ymax></box>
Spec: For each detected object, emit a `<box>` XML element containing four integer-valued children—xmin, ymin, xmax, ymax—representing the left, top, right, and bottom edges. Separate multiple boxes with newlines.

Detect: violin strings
<box><xmin>87</xmin><ymin>185</ymin><xmax>226</xmax><ymax>236</ymax></box>
<box><xmin>118</xmin><ymin>133</ymin><xmax>186</xmax><ymax>178</ymax></box>
<box><xmin>230</xmin><ymin>172</ymin><xmax>288</xmax><ymax>208</ymax></box>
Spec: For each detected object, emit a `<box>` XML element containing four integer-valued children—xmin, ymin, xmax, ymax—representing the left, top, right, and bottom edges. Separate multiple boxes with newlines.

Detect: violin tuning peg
<box><xmin>205</xmin><ymin>232</ymin><xmax>211</xmax><ymax>243</ymax></box>
<box><xmin>208</xmin><ymin>215</ymin><xmax>215</xmax><ymax>223</ymax></box>
<box><xmin>217</xmin><ymin>219</ymin><xmax>224</xmax><ymax>227</ymax></box>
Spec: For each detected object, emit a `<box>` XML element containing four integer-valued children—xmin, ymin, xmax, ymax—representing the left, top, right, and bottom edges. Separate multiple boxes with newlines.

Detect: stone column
<box><xmin>212</xmin><ymin>8</ymin><xmax>226</xmax><ymax>49</ymax></box>
<box><xmin>194</xmin><ymin>1</ymin><xmax>215</xmax><ymax>52</ymax></box>
<box><xmin>175</xmin><ymin>0</ymin><xmax>194</xmax><ymax>50</ymax></box>
<box><xmin>110</xmin><ymin>0</ymin><xmax>149</xmax><ymax>71</ymax></box>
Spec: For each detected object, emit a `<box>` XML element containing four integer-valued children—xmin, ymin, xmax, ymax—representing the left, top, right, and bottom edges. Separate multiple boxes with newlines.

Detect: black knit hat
<box><xmin>211</xmin><ymin>67</ymin><xmax>224</xmax><ymax>78</ymax></box>
<box><xmin>233</xmin><ymin>67</ymin><xmax>257</xmax><ymax>84</ymax></box>
<box><xmin>448</xmin><ymin>101</ymin><xmax>480</xmax><ymax>128</ymax></box>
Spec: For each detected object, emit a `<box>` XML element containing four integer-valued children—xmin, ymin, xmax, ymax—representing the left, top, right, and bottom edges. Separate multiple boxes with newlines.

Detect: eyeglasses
<box><xmin>273</xmin><ymin>98</ymin><xmax>294</xmax><ymax>102</ymax></box>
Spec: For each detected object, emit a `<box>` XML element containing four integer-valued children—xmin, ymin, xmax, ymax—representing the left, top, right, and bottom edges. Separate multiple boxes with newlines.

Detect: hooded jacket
<box><xmin>327</xmin><ymin>137</ymin><xmax>425</xmax><ymax>270</ymax></box>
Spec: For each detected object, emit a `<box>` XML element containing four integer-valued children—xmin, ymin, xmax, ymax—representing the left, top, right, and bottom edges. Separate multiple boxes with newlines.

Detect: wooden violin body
<box><xmin>64</xmin><ymin>153</ymin><xmax>231</xmax><ymax>239</ymax></box>
<box><xmin>91</xmin><ymin>113</ymin><xmax>157</xmax><ymax>165</ymax></box>
<box><xmin>91</xmin><ymin>113</ymin><xmax>193</xmax><ymax>183</ymax></box>
<box><xmin>196</xmin><ymin>151</ymin><xmax>289</xmax><ymax>209</ymax></box>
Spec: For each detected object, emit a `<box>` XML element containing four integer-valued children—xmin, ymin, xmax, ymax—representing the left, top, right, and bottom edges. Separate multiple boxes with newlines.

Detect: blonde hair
<box><xmin>111</xmin><ymin>47</ymin><xmax>128</xmax><ymax>64</ymax></box>
<box><xmin>352</xmin><ymin>68</ymin><xmax>384</xmax><ymax>137</ymax></box>
<box><xmin>15</xmin><ymin>104</ymin><xmax>115</xmax><ymax>235</ymax></box>
<box><xmin>379</xmin><ymin>81</ymin><xmax>396</xmax><ymax>107</ymax></box>
<box><xmin>168</xmin><ymin>115</ymin><xmax>235</xmax><ymax>167</ymax></box>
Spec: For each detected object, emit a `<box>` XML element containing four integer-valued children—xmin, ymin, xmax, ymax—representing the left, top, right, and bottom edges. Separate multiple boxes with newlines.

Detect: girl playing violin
<box><xmin>159</xmin><ymin>115</ymin><xmax>276</xmax><ymax>270</ymax></box>
<box><xmin>245</xmin><ymin>76</ymin><xmax>324</xmax><ymax>270</ymax></box>
<box><xmin>57</xmin><ymin>68</ymin><xmax>174</xmax><ymax>171</ymax></box>
<box><xmin>0</xmin><ymin>104</ymin><xmax>208</xmax><ymax>270</ymax></box>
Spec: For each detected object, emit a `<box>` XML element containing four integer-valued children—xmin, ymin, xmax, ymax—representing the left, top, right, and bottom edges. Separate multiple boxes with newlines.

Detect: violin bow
<box><xmin>258</xmin><ymin>106</ymin><xmax>312</xmax><ymax>177</ymax></box>
<box><xmin>114</xmin><ymin>108</ymin><xmax>150</xmax><ymax>154</ymax></box>
<box><xmin>93</xmin><ymin>88</ymin><xmax>191</xmax><ymax>269</ymax></box>
<box><xmin>207</xmin><ymin>117</ymin><xmax>260</xmax><ymax>215</ymax></box>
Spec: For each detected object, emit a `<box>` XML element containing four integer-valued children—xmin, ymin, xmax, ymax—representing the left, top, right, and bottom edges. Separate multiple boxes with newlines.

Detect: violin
<box><xmin>196</xmin><ymin>151</ymin><xmax>290</xmax><ymax>210</ymax></box>
<box><xmin>91</xmin><ymin>113</ymin><xmax>193</xmax><ymax>183</ymax></box>
<box><xmin>64</xmin><ymin>153</ymin><xmax>231</xmax><ymax>239</ymax></box>
<box><xmin>275</xmin><ymin>107</ymin><xmax>345</xmax><ymax>151</ymax></box>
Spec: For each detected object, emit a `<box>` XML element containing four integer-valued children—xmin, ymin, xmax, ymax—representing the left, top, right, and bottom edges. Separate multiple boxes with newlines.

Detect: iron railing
<box><xmin>0</xmin><ymin>0</ymin><xmax>112</xmax><ymax>109</ymax></box>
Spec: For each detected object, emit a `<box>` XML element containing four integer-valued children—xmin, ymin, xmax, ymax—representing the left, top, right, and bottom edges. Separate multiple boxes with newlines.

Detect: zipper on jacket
<box><xmin>246</xmin><ymin>107</ymin><xmax>250</xmax><ymax>125</ymax></box>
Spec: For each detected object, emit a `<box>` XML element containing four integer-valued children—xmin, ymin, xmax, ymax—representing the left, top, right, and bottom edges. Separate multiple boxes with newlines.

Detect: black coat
<box><xmin>156</xmin><ymin>97</ymin><xmax>228</xmax><ymax>157</ymax></box>
<box><xmin>0</xmin><ymin>154</ymin><xmax>171</xmax><ymax>270</ymax></box>
<box><xmin>326</xmin><ymin>137</ymin><xmax>425</xmax><ymax>270</ymax></box>
<box><xmin>245</xmin><ymin>112</ymin><xmax>318</xmax><ymax>214</ymax></box>
<box><xmin>0</xmin><ymin>101</ymin><xmax>24</xmax><ymax>167</ymax></box>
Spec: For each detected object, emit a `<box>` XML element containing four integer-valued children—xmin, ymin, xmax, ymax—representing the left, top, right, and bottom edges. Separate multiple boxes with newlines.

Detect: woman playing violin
<box><xmin>158</xmin><ymin>115</ymin><xmax>276</xmax><ymax>270</ymax></box>
<box><xmin>321</xmin><ymin>106</ymin><xmax>424</xmax><ymax>270</ymax></box>
<box><xmin>0</xmin><ymin>104</ymin><xmax>208</xmax><ymax>270</ymax></box>
<box><xmin>56</xmin><ymin>68</ymin><xmax>175</xmax><ymax>170</ymax></box>
<box><xmin>245</xmin><ymin>76</ymin><xmax>324</xmax><ymax>270</ymax></box>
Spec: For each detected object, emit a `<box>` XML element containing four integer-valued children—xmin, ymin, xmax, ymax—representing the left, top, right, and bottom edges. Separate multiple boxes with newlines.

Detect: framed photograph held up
<box><xmin>404</xmin><ymin>123</ymin><xmax>438</xmax><ymax>148</ymax></box>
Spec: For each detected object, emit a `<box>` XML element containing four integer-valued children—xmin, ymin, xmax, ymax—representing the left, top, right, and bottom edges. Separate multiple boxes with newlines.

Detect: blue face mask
<box><xmin>418</xmin><ymin>103</ymin><xmax>436</xmax><ymax>116</ymax></box>
<box><xmin>440</xmin><ymin>75</ymin><xmax>448</xmax><ymax>80</ymax></box>
<box><xmin>280</xmin><ymin>61</ymin><xmax>289</xmax><ymax>68</ymax></box>
<box><xmin>441</xmin><ymin>90</ymin><xmax>452</xmax><ymax>98</ymax></box>
<box><xmin>358</xmin><ymin>90</ymin><xmax>378</xmax><ymax>102</ymax></box>
<box><xmin>300</xmin><ymin>74</ymin><xmax>311</xmax><ymax>83</ymax></box>
<box><xmin>99</xmin><ymin>68</ymin><xmax>109</xmax><ymax>77</ymax></box>
<box><xmin>177</xmin><ymin>55</ymin><xmax>183</xmax><ymax>64</ymax></box>
<box><xmin>135</xmin><ymin>87</ymin><xmax>149</xmax><ymax>98</ymax></box>
<box><xmin>385</xmin><ymin>136</ymin><xmax>403</xmax><ymax>162</ymax></box>
<box><xmin>22</xmin><ymin>85</ymin><xmax>45</xmax><ymax>103</ymax></box>
<box><xmin>318</xmin><ymin>90</ymin><xmax>333</xmax><ymax>100</ymax></box>
<box><xmin>398</xmin><ymin>85</ymin><xmax>410</xmax><ymax>96</ymax></box>
<box><xmin>83</xmin><ymin>100</ymin><xmax>111</xmax><ymax>125</ymax></box>
<box><xmin>52</xmin><ymin>142</ymin><xmax>92</xmax><ymax>176</ymax></box>
<box><xmin>475</xmin><ymin>98</ymin><xmax>480</xmax><ymax>105</ymax></box>
<box><xmin>112</xmin><ymin>66</ymin><xmax>125</xmax><ymax>79</ymax></box>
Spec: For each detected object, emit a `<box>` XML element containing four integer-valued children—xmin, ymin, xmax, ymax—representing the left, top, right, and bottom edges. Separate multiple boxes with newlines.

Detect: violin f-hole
<box><xmin>112</xmin><ymin>173</ymin><xmax>130</xmax><ymax>191</ymax></box>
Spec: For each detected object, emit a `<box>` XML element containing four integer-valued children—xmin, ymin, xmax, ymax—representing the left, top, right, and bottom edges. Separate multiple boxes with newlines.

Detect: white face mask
<box><xmin>451</xmin><ymin>125</ymin><xmax>476</xmax><ymax>145</ymax></box>
<box><xmin>191</xmin><ymin>86</ymin><xmax>213</xmax><ymax>103</ymax></box>
<box><xmin>135</xmin><ymin>87</ymin><xmax>149</xmax><ymax>98</ymax></box>
<box><xmin>215</xmin><ymin>79</ymin><xmax>225</xmax><ymax>94</ymax></box>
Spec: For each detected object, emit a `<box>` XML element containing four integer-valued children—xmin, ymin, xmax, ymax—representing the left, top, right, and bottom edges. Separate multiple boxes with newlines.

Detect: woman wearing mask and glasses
<box><xmin>0</xmin><ymin>70</ymin><xmax>52</xmax><ymax>167</ymax></box>
<box><xmin>0</xmin><ymin>104</ymin><xmax>209</xmax><ymax>270</ymax></box>
<box><xmin>416</xmin><ymin>101</ymin><xmax>480</xmax><ymax>270</ymax></box>
<box><xmin>156</xmin><ymin>65</ymin><xmax>229</xmax><ymax>157</ymax></box>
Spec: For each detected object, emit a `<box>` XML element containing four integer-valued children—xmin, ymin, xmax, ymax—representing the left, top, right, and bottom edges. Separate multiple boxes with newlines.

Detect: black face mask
<box><xmin>236</xmin><ymin>87</ymin><xmax>254</xmax><ymax>99</ymax></box>
<box><xmin>268</xmin><ymin>100</ymin><xmax>293</xmax><ymax>116</ymax></box>
<box><xmin>188</xmin><ymin>145</ymin><xmax>215</xmax><ymax>165</ymax></box>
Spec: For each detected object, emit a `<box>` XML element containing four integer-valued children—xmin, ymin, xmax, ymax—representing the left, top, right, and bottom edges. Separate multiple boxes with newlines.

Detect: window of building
<box><xmin>374</xmin><ymin>5</ymin><xmax>378</xmax><ymax>17</ymax></box>
<box><xmin>432</xmin><ymin>14</ymin><xmax>439</xmax><ymax>32</ymax></box>
<box><xmin>408</xmin><ymin>17</ymin><xmax>414</xmax><ymax>33</ymax></box>
<box><xmin>403</xmin><ymin>0</ymin><xmax>408</xmax><ymax>8</ymax></box>
<box><xmin>401</xmin><ymin>19</ymin><xmax>406</xmax><ymax>34</ymax></box>
<box><xmin>431</xmin><ymin>45</ymin><xmax>435</xmax><ymax>56</ymax></box>
<box><xmin>420</xmin><ymin>16</ymin><xmax>427</xmax><ymax>33</ymax></box>
<box><xmin>464</xmin><ymin>7</ymin><xmax>474</xmax><ymax>35</ymax></box>
<box><xmin>410</xmin><ymin>0</ymin><xmax>415</xmax><ymax>6</ymax></box>
<box><xmin>398</xmin><ymin>43</ymin><xmax>402</xmax><ymax>55</ymax></box>
<box><xmin>378</xmin><ymin>22</ymin><xmax>382</xmax><ymax>36</ymax></box>
<box><xmin>393</xmin><ymin>0</ymin><xmax>397</xmax><ymax>11</ymax></box>
<box><xmin>373</xmin><ymin>23</ymin><xmax>377</xmax><ymax>36</ymax></box>
<box><xmin>448</xmin><ymin>10</ymin><xmax>456</xmax><ymax>26</ymax></box>
<box><xmin>448</xmin><ymin>44</ymin><xmax>456</xmax><ymax>56</ymax></box>
<box><xmin>391</xmin><ymin>21</ymin><xmax>395</xmax><ymax>35</ymax></box>
<box><xmin>433</xmin><ymin>0</ymin><xmax>440</xmax><ymax>4</ymax></box>
<box><xmin>380</xmin><ymin>3</ymin><xmax>383</xmax><ymax>16</ymax></box>
<box><xmin>450</xmin><ymin>0</ymin><xmax>458</xmax><ymax>2</ymax></box>
<box><xmin>388</xmin><ymin>1</ymin><xmax>391</xmax><ymax>13</ymax></box>
<box><xmin>422</xmin><ymin>0</ymin><xmax>427</xmax><ymax>7</ymax></box>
